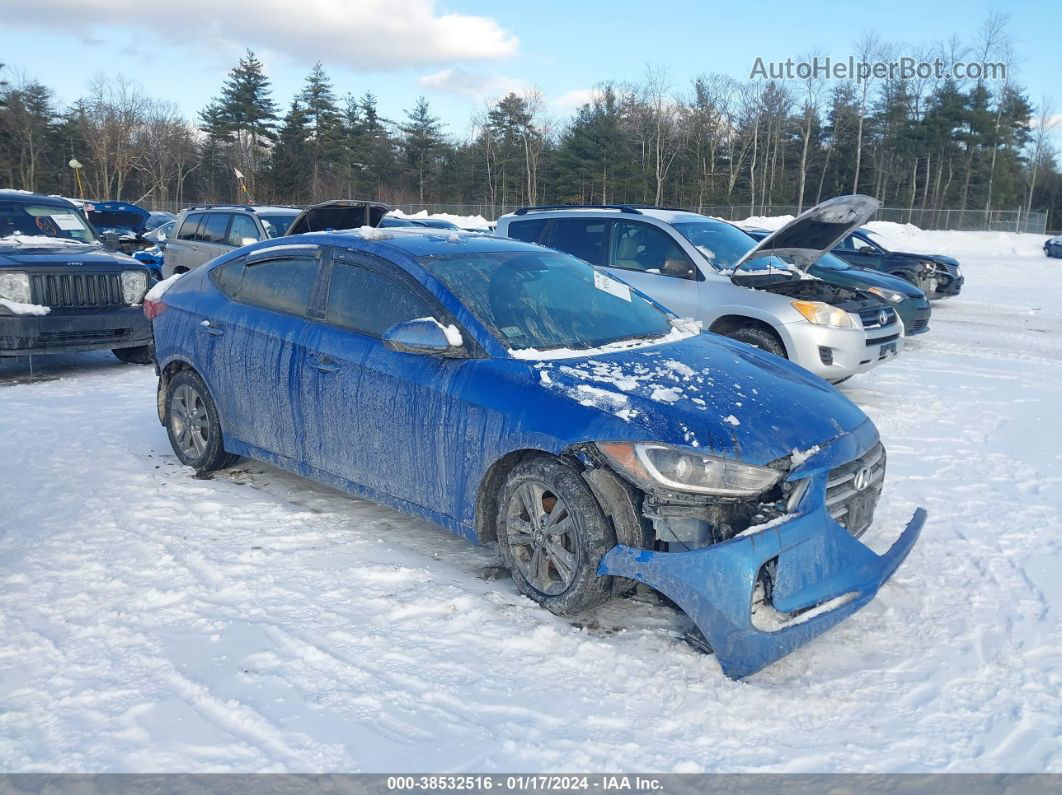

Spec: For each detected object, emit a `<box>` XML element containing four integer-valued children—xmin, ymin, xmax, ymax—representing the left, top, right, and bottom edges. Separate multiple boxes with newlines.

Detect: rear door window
<box><xmin>177</xmin><ymin>213</ymin><xmax>204</xmax><ymax>241</ymax></box>
<box><xmin>201</xmin><ymin>213</ymin><xmax>232</xmax><ymax>245</ymax></box>
<box><xmin>237</xmin><ymin>256</ymin><xmax>319</xmax><ymax>316</ymax></box>
<box><xmin>507</xmin><ymin>218</ymin><xmax>548</xmax><ymax>243</ymax></box>
<box><xmin>545</xmin><ymin>218</ymin><xmax>609</xmax><ymax>266</ymax></box>
<box><xmin>325</xmin><ymin>261</ymin><xmax>437</xmax><ymax>337</ymax></box>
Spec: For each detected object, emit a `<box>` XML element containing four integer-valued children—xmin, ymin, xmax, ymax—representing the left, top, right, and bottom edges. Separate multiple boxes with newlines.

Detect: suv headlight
<box><xmin>0</xmin><ymin>272</ymin><xmax>31</xmax><ymax>304</ymax></box>
<box><xmin>121</xmin><ymin>270</ymin><xmax>148</xmax><ymax>304</ymax></box>
<box><xmin>790</xmin><ymin>300</ymin><xmax>855</xmax><ymax>328</ymax></box>
<box><xmin>598</xmin><ymin>442</ymin><xmax>783</xmax><ymax>497</ymax></box>
<box><xmin>867</xmin><ymin>286</ymin><xmax>905</xmax><ymax>303</ymax></box>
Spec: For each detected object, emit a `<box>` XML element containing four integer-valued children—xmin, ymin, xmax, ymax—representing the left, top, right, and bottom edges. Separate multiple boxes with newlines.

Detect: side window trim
<box><xmin>231</xmin><ymin>253</ymin><xmax>323</xmax><ymax>319</ymax></box>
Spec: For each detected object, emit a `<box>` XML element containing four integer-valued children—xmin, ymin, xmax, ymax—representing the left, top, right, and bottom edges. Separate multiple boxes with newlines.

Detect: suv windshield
<box><xmin>673</xmin><ymin>220</ymin><xmax>793</xmax><ymax>274</ymax></box>
<box><xmin>259</xmin><ymin>212</ymin><xmax>299</xmax><ymax>238</ymax></box>
<box><xmin>420</xmin><ymin>251</ymin><xmax>672</xmax><ymax>352</ymax></box>
<box><xmin>0</xmin><ymin>201</ymin><xmax>97</xmax><ymax>244</ymax></box>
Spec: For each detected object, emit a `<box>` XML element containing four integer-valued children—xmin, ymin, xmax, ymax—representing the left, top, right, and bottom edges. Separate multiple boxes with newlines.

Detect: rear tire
<box><xmin>726</xmin><ymin>325</ymin><xmax>787</xmax><ymax>358</ymax></box>
<box><xmin>165</xmin><ymin>370</ymin><xmax>239</xmax><ymax>473</ymax></box>
<box><xmin>497</xmin><ymin>456</ymin><xmax>616</xmax><ymax>616</ymax></box>
<box><xmin>113</xmin><ymin>344</ymin><xmax>154</xmax><ymax>365</ymax></box>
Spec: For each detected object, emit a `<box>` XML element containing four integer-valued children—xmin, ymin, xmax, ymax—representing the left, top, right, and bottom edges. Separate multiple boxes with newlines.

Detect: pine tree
<box><xmin>298</xmin><ymin>62</ymin><xmax>341</xmax><ymax>201</ymax></box>
<box><xmin>270</xmin><ymin>100</ymin><xmax>310</xmax><ymax>202</ymax></box>
<box><xmin>399</xmin><ymin>97</ymin><xmax>445</xmax><ymax>203</ymax></box>
<box><xmin>214</xmin><ymin>50</ymin><xmax>278</xmax><ymax>198</ymax></box>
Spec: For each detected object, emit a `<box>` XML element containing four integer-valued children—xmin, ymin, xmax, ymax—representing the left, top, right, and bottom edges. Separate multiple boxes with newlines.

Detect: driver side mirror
<box><xmin>858</xmin><ymin>245</ymin><xmax>876</xmax><ymax>255</ymax></box>
<box><xmin>663</xmin><ymin>258</ymin><xmax>696</xmax><ymax>279</ymax></box>
<box><xmin>382</xmin><ymin>318</ymin><xmax>461</xmax><ymax>356</ymax></box>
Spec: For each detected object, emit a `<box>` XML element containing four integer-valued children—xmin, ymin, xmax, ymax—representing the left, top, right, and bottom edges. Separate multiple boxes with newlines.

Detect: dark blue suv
<box><xmin>833</xmin><ymin>228</ymin><xmax>964</xmax><ymax>299</ymax></box>
<box><xmin>148</xmin><ymin>227</ymin><xmax>925</xmax><ymax>678</ymax></box>
<box><xmin>0</xmin><ymin>191</ymin><xmax>155</xmax><ymax>362</ymax></box>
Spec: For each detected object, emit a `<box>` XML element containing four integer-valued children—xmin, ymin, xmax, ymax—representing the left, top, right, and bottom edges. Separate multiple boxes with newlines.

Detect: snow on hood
<box><xmin>735</xmin><ymin>194</ymin><xmax>880</xmax><ymax>270</ymax></box>
<box><xmin>533</xmin><ymin>332</ymin><xmax>869</xmax><ymax>466</ymax></box>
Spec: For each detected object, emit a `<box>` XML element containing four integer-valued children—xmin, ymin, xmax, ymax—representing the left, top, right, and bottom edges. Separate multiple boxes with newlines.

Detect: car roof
<box><xmin>0</xmin><ymin>190</ymin><xmax>78</xmax><ymax>208</ymax></box>
<box><xmin>259</xmin><ymin>227</ymin><xmax>537</xmax><ymax>258</ymax></box>
<box><xmin>502</xmin><ymin>205</ymin><xmax>714</xmax><ymax>226</ymax></box>
<box><xmin>182</xmin><ymin>205</ymin><xmax>299</xmax><ymax>215</ymax></box>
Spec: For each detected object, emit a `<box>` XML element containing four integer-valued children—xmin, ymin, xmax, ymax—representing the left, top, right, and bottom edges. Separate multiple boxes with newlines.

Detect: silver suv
<box><xmin>162</xmin><ymin>205</ymin><xmax>301</xmax><ymax>277</ymax></box>
<box><xmin>495</xmin><ymin>196</ymin><xmax>903</xmax><ymax>382</ymax></box>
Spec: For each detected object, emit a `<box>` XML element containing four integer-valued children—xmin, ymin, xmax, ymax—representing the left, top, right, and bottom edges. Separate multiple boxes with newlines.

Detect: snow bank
<box><xmin>391</xmin><ymin>209</ymin><xmax>492</xmax><ymax>231</ymax></box>
<box><xmin>737</xmin><ymin>214</ymin><xmax>1052</xmax><ymax>259</ymax></box>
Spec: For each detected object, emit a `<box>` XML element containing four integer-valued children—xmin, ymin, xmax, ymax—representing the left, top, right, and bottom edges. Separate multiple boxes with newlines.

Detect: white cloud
<box><xmin>3</xmin><ymin>0</ymin><xmax>519</xmax><ymax>69</ymax></box>
<box><xmin>552</xmin><ymin>88</ymin><xmax>599</xmax><ymax>111</ymax></box>
<box><xmin>419</xmin><ymin>69</ymin><xmax>527</xmax><ymax>100</ymax></box>
<box><xmin>1030</xmin><ymin>113</ymin><xmax>1062</xmax><ymax>130</ymax></box>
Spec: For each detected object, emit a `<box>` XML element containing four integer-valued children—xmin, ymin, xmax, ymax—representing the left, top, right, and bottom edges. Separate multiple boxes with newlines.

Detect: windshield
<box><xmin>672</xmin><ymin>220</ymin><xmax>792</xmax><ymax>273</ymax></box>
<box><xmin>0</xmin><ymin>202</ymin><xmax>97</xmax><ymax>243</ymax></box>
<box><xmin>259</xmin><ymin>212</ymin><xmax>298</xmax><ymax>238</ymax></box>
<box><xmin>420</xmin><ymin>251</ymin><xmax>673</xmax><ymax>352</ymax></box>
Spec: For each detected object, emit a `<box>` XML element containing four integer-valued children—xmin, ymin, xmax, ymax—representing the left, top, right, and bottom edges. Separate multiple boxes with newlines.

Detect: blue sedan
<box><xmin>148</xmin><ymin>229</ymin><xmax>925</xmax><ymax>678</ymax></box>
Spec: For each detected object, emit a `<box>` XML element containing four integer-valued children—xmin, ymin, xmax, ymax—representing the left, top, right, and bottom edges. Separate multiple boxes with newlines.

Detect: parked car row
<box><xmin>2</xmin><ymin>189</ymin><xmax>949</xmax><ymax>679</ymax></box>
<box><xmin>142</xmin><ymin>194</ymin><xmax>930</xmax><ymax>679</ymax></box>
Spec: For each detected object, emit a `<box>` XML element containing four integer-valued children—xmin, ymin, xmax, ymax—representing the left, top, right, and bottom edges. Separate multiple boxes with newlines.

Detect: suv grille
<box><xmin>858</xmin><ymin>306</ymin><xmax>897</xmax><ymax>329</ymax></box>
<box><xmin>31</xmin><ymin>273</ymin><xmax>123</xmax><ymax>308</ymax></box>
<box><xmin>824</xmin><ymin>442</ymin><xmax>886</xmax><ymax>538</ymax></box>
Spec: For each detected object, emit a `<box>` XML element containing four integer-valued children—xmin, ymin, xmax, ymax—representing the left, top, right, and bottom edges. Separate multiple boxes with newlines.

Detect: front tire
<box><xmin>726</xmin><ymin>325</ymin><xmax>787</xmax><ymax>358</ymax></box>
<box><xmin>497</xmin><ymin>456</ymin><xmax>616</xmax><ymax>615</ymax></box>
<box><xmin>113</xmin><ymin>344</ymin><xmax>154</xmax><ymax>365</ymax></box>
<box><xmin>165</xmin><ymin>370</ymin><xmax>239</xmax><ymax>473</ymax></box>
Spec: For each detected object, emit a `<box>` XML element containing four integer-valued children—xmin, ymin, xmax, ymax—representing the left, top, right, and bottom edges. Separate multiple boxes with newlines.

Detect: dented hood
<box><xmin>286</xmin><ymin>200</ymin><xmax>391</xmax><ymax>235</ymax></box>
<box><xmin>735</xmin><ymin>194</ymin><xmax>880</xmax><ymax>271</ymax></box>
<box><xmin>536</xmin><ymin>333</ymin><xmax>870</xmax><ymax>466</ymax></box>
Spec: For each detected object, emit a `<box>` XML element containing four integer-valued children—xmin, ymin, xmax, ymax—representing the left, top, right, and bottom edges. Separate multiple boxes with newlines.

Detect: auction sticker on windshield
<box><xmin>594</xmin><ymin>270</ymin><xmax>631</xmax><ymax>302</ymax></box>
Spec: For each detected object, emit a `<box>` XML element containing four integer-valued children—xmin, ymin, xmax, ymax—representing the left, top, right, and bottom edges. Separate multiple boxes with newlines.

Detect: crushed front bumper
<box><xmin>597</xmin><ymin>432</ymin><xmax>926</xmax><ymax>679</ymax></box>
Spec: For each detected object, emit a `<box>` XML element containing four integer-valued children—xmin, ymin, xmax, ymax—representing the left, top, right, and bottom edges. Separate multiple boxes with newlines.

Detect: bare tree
<box><xmin>77</xmin><ymin>76</ymin><xmax>150</xmax><ymax>200</ymax></box>
<box><xmin>1026</xmin><ymin>98</ymin><xmax>1058</xmax><ymax>216</ymax></box>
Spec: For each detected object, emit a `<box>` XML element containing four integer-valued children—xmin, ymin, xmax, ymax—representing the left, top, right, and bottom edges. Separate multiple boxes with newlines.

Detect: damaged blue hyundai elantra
<box><xmin>148</xmin><ymin>222</ymin><xmax>925</xmax><ymax>679</ymax></box>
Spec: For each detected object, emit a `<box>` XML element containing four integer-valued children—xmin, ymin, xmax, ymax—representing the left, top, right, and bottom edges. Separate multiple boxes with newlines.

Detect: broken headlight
<box><xmin>867</xmin><ymin>287</ymin><xmax>905</xmax><ymax>304</ymax></box>
<box><xmin>597</xmin><ymin>442</ymin><xmax>783</xmax><ymax>497</ymax></box>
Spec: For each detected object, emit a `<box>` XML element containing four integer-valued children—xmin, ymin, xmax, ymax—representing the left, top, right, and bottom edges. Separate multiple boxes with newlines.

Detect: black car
<box><xmin>0</xmin><ymin>191</ymin><xmax>155</xmax><ymax>363</ymax></box>
<box><xmin>1045</xmin><ymin>235</ymin><xmax>1062</xmax><ymax>259</ymax></box>
<box><xmin>833</xmin><ymin>228</ymin><xmax>964</xmax><ymax>300</ymax></box>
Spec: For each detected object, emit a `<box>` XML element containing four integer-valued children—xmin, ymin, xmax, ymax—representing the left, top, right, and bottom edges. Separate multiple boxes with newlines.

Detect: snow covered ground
<box><xmin>1</xmin><ymin>229</ymin><xmax>1060</xmax><ymax>773</ymax></box>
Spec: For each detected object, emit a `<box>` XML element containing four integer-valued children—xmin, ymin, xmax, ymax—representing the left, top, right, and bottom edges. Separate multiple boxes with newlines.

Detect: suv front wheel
<box><xmin>726</xmin><ymin>326</ymin><xmax>787</xmax><ymax>358</ymax></box>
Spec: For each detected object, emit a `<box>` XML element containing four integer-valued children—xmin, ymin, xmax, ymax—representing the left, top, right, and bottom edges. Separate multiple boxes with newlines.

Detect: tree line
<box><xmin>0</xmin><ymin>16</ymin><xmax>1059</xmax><ymax>228</ymax></box>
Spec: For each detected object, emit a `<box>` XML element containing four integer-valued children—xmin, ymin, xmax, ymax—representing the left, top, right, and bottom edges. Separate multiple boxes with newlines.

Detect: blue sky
<box><xmin>0</xmin><ymin>0</ymin><xmax>1057</xmax><ymax>138</ymax></box>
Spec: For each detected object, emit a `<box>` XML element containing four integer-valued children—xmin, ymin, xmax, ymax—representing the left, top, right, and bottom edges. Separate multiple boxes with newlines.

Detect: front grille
<box><xmin>867</xmin><ymin>332</ymin><xmax>900</xmax><ymax>347</ymax></box>
<box><xmin>858</xmin><ymin>306</ymin><xmax>897</xmax><ymax>329</ymax></box>
<box><xmin>909</xmin><ymin>318</ymin><xmax>929</xmax><ymax>331</ymax></box>
<box><xmin>31</xmin><ymin>273</ymin><xmax>123</xmax><ymax>308</ymax></box>
<box><xmin>825</xmin><ymin>442</ymin><xmax>886</xmax><ymax>537</ymax></box>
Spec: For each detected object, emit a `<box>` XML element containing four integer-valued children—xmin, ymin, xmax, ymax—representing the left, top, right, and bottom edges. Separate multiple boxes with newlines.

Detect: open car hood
<box><xmin>85</xmin><ymin>201</ymin><xmax>150</xmax><ymax>234</ymax></box>
<box><xmin>734</xmin><ymin>194</ymin><xmax>880</xmax><ymax>271</ymax></box>
<box><xmin>286</xmin><ymin>200</ymin><xmax>390</xmax><ymax>235</ymax></box>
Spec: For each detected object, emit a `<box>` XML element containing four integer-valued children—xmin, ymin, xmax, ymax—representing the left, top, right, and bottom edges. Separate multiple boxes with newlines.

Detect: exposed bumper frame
<box><xmin>596</xmin><ymin>432</ymin><xmax>926</xmax><ymax>679</ymax></box>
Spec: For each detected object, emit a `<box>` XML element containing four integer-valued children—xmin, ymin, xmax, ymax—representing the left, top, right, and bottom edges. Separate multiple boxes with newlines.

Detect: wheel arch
<box><xmin>709</xmin><ymin>314</ymin><xmax>789</xmax><ymax>356</ymax></box>
<box><xmin>156</xmin><ymin>358</ymin><xmax>202</xmax><ymax>424</ymax></box>
<box><xmin>475</xmin><ymin>447</ymin><xmax>574</xmax><ymax>543</ymax></box>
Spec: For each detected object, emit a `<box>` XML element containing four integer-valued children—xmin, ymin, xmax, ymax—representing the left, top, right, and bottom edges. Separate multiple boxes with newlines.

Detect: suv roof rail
<box><xmin>512</xmin><ymin>204</ymin><xmax>644</xmax><ymax>215</ymax></box>
<box><xmin>183</xmin><ymin>204</ymin><xmax>299</xmax><ymax>213</ymax></box>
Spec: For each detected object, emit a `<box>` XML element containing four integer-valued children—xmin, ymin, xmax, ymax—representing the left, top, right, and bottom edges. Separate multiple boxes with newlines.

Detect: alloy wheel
<box><xmin>505</xmin><ymin>480</ymin><xmax>579</xmax><ymax>596</ymax></box>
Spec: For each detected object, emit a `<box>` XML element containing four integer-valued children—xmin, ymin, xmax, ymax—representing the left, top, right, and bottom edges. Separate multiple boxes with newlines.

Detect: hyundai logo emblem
<box><xmin>878</xmin><ymin>310</ymin><xmax>889</xmax><ymax>327</ymax></box>
<box><xmin>853</xmin><ymin>466</ymin><xmax>873</xmax><ymax>492</ymax></box>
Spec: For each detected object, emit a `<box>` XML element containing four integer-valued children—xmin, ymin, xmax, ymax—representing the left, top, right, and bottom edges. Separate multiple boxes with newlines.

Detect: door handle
<box><xmin>199</xmin><ymin>320</ymin><xmax>224</xmax><ymax>336</ymax></box>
